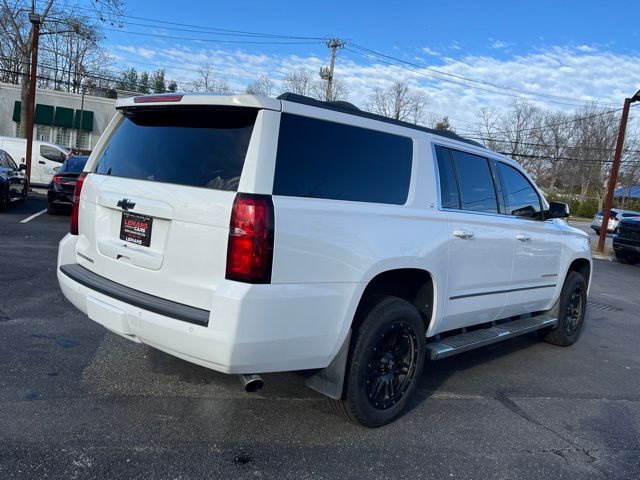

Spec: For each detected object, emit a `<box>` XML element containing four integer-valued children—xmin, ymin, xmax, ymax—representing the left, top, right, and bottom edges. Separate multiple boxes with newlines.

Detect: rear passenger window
<box><xmin>450</xmin><ymin>149</ymin><xmax>498</xmax><ymax>213</ymax></box>
<box><xmin>273</xmin><ymin>114</ymin><xmax>412</xmax><ymax>205</ymax></box>
<box><xmin>434</xmin><ymin>145</ymin><xmax>460</xmax><ymax>208</ymax></box>
<box><xmin>496</xmin><ymin>162</ymin><xmax>542</xmax><ymax>219</ymax></box>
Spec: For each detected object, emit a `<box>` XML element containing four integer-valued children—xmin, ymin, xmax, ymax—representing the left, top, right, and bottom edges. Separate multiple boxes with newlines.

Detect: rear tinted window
<box><xmin>59</xmin><ymin>156</ymin><xmax>88</xmax><ymax>173</ymax></box>
<box><xmin>273</xmin><ymin>114</ymin><xmax>412</xmax><ymax>205</ymax></box>
<box><xmin>450</xmin><ymin>149</ymin><xmax>498</xmax><ymax>213</ymax></box>
<box><xmin>94</xmin><ymin>107</ymin><xmax>257</xmax><ymax>191</ymax></box>
<box><xmin>435</xmin><ymin>145</ymin><xmax>461</xmax><ymax>209</ymax></box>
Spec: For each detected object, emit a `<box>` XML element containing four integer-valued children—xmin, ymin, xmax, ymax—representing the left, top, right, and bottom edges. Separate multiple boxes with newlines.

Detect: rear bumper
<box><xmin>48</xmin><ymin>190</ymin><xmax>73</xmax><ymax>206</ymax></box>
<box><xmin>57</xmin><ymin>234</ymin><xmax>356</xmax><ymax>374</ymax></box>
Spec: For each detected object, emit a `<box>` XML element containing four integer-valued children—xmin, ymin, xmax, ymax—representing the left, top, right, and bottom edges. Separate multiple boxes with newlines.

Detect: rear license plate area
<box><xmin>120</xmin><ymin>212</ymin><xmax>153</xmax><ymax>247</ymax></box>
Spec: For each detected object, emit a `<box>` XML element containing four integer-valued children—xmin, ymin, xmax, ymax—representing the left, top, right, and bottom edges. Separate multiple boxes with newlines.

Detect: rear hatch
<box><xmin>75</xmin><ymin>104</ymin><xmax>261</xmax><ymax>310</ymax></box>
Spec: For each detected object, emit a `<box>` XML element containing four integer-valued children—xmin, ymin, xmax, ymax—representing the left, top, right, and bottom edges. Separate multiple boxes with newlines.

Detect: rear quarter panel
<box><xmin>270</xmin><ymin>135</ymin><xmax>450</xmax><ymax>350</ymax></box>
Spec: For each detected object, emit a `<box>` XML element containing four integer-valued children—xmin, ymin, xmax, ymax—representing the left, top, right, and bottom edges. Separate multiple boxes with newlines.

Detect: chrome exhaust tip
<box><xmin>239</xmin><ymin>374</ymin><xmax>264</xmax><ymax>392</ymax></box>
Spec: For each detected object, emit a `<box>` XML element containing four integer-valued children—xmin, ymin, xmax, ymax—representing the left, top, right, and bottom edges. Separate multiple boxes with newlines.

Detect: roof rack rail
<box><xmin>276</xmin><ymin>92</ymin><xmax>485</xmax><ymax>149</ymax></box>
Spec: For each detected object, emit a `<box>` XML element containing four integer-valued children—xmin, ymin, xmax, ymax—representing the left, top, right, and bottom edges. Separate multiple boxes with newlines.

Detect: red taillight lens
<box><xmin>225</xmin><ymin>193</ymin><xmax>274</xmax><ymax>284</ymax></box>
<box><xmin>53</xmin><ymin>175</ymin><xmax>62</xmax><ymax>185</ymax></box>
<box><xmin>70</xmin><ymin>172</ymin><xmax>87</xmax><ymax>235</ymax></box>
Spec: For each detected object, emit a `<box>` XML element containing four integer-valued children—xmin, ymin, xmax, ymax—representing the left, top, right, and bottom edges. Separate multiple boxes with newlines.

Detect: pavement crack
<box><xmin>495</xmin><ymin>390</ymin><xmax>540</xmax><ymax>426</ymax></box>
<box><xmin>495</xmin><ymin>390</ymin><xmax>587</xmax><ymax>452</ymax></box>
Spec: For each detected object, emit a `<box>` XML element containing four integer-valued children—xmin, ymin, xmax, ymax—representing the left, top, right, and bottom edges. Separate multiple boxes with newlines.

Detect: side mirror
<box><xmin>546</xmin><ymin>201</ymin><xmax>570</xmax><ymax>219</ymax></box>
<box><xmin>18</xmin><ymin>164</ymin><xmax>27</xmax><ymax>171</ymax></box>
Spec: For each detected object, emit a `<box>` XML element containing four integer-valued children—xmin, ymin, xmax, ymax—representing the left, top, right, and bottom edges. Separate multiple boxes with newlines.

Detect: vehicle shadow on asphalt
<box><xmin>406</xmin><ymin>332</ymin><xmax>548</xmax><ymax>415</ymax></box>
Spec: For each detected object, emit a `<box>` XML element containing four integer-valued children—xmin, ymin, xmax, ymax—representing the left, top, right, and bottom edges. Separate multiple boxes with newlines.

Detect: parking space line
<box><xmin>20</xmin><ymin>209</ymin><xmax>47</xmax><ymax>224</ymax></box>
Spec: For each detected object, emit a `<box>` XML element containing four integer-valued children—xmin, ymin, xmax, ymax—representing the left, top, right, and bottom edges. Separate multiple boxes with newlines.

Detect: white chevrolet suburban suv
<box><xmin>58</xmin><ymin>92</ymin><xmax>592</xmax><ymax>427</ymax></box>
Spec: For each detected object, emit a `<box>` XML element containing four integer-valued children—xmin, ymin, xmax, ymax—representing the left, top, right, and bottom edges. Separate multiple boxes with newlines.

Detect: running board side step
<box><xmin>426</xmin><ymin>315</ymin><xmax>557</xmax><ymax>360</ymax></box>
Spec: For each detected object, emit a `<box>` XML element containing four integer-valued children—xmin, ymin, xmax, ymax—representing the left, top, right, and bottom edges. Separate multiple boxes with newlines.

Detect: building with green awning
<box><xmin>1</xmin><ymin>81</ymin><xmax>114</xmax><ymax>150</ymax></box>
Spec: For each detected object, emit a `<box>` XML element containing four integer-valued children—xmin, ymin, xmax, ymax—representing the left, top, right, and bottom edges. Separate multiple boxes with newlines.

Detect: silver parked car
<box><xmin>591</xmin><ymin>209</ymin><xmax>640</xmax><ymax>235</ymax></box>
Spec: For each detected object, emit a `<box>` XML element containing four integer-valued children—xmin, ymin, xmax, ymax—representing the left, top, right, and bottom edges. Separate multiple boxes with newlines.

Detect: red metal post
<box><xmin>597</xmin><ymin>98</ymin><xmax>632</xmax><ymax>253</ymax></box>
<box><xmin>24</xmin><ymin>19</ymin><xmax>41</xmax><ymax>186</ymax></box>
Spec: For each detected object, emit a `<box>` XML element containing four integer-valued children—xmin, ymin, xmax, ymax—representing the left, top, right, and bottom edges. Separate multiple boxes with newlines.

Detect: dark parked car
<box><xmin>613</xmin><ymin>217</ymin><xmax>640</xmax><ymax>264</ymax></box>
<box><xmin>47</xmin><ymin>155</ymin><xmax>88</xmax><ymax>214</ymax></box>
<box><xmin>0</xmin><ymin>148</ymin><xmax>28</xmax><ymax>211</ymax></box>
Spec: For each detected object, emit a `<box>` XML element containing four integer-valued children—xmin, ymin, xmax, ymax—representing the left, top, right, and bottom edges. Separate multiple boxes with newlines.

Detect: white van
<box><xmin>0</xmin><ymin>136</ymin><xmax>69</xmax><ymax>186</ymax></box>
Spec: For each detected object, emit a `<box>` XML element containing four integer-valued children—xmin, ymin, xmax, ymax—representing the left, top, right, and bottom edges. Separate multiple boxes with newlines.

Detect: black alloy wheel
<box><xmin>542</xmin><ymin>271</ymin><xmax>587</xmax><ymax>347</ymax></box>
<box><xmin>365</xmin><ymin>321</ymin><xmax>419</xmax><ymax>410</ymax></box>
<box><xmin>329</xmin><ymin>295</ymin><xmax>426</xmax><ymax>427</ymax></box>
<box><xmin>563</xmin><ymin>286</ymin><xmax>584</xmax><ymax>337</ymax></box>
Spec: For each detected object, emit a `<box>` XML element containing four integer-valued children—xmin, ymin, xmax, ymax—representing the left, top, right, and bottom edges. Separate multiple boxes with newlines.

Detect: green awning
<box><xmin>73</xmin><ymin>109</ymin><xmax>94</xmax><ymax>131</ymax></box>
<box><xmin>12</xmin><ymin>101</ymin><xmax>54</xmax><ymax>124</ymax></box>
<box><xmin>12</xmin><ymin>101</ymin><xmax>21</xmax><ymax>122</ymax></box>
<box><xmin>34</xmin><ymin>104</ymin><xmax>54</xmax><ymax>125</ymax></box>
<box><xmin>53</xmin><ymin>106</ymin><xmax>74</xmax><ymax>128</ymax></box>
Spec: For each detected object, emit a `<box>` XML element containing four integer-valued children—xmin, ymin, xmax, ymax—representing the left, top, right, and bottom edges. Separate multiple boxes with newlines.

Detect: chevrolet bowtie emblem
<box><xmin>117</xmin><ymin>198</ymin><xmax>136</xmax><ymax>211</ymax></box>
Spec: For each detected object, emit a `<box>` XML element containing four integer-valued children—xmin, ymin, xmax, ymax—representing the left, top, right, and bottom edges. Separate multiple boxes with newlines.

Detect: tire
<box><xmin>0</xmin><ymin>187</ymin><xmax>7</xmax><ymax>212</ymax></box>
<box><xmin>328</xmin><ymin>295</ymin><xmax>426</xmax><ymax>427</ymax></box>
<box><xmin>18</xmin><ymin>183</ymin><xmax>28</xmax><ymax>202</ymax></box>
<box><xmin>542</xmin><ymin>272</ymin><xmax>587</xmax><ymax>347</ymax></box>
<box><xmin>616</xmin><ymin>253</ymin><xmax>630</xmax><ymax>264</ymax></box>
<box><xmin>593</xmin><ymin>228</ymin><xmax>600</xmax><ymax>236</ymax></box>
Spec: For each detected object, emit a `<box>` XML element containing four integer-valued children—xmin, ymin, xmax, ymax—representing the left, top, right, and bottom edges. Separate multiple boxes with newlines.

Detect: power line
<box><xmin>349</xmin><ymin>43</ymin><xmax>620</xmax><ymax>108</ymax></box>
<box><xmin>454</xmin><ymin>106</ymin><xmax>635</xmax><ymax>138</ymax></box>
<box><xmin>463</xmin><ymin>136</ymin><xmax>640</xmax><ymax>155</ymax></box>
<box><xmin>68</xmin><ymin>5</ymin><xmax>327</xmax><ymax>40</ymax></box>
<box><xmin>498</xmin><ymin>151</ymin><xmax>635</xmax><ymax>165</ymax></box>
<box><xmin>44</xmin><ymin>20</ymin><xmax>325</xmax><ymax>45</ymax></box>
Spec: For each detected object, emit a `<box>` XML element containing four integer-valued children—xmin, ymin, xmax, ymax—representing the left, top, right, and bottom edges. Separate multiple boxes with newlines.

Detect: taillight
<box><xmin>70</xmin><ymin>172</ymin><xmax>87</xmax><ymax>235</ymax></box>
<box><xmin>225</xmin><ymin>193</ymin><xmax>274</xmax><ymax>284</ymax></box>
<box><xmin>53</xmin><ymin>175</ymin><xmax>62</xmax><ymax>185</ymax></box>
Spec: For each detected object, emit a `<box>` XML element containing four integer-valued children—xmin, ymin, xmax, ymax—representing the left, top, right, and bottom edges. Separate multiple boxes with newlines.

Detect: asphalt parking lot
<box><xmin>1</xmin><ymin>194</ymin><xmax>639</xmax><ymax>479</ymax></box>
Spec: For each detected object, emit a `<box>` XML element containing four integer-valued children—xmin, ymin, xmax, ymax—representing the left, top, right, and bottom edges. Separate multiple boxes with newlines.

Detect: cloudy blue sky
<box><xmin>94</xmin><ymin>0</ymin><xmax>640</xmax><ymax>129</ymax></box>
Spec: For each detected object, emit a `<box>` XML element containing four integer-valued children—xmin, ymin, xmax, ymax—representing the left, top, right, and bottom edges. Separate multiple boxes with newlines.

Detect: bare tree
<box><xmin>366</xmin><ymin>81</ymin><xmax>427</xmax><ymax>124</ymax></box>
<box><xmin>281</xmin><ymin>69</ymin><xmax>313</xmax><ymax>96</ymax></box>
<box><xmin>311</xmin><ymin>78</ymin><xmax>349</xmax><ymax>102</ymax></box>
<box><xmin>566</xmin><ymin>105</ymin><xmax>619</xmax><ymax>207</ymax></box>
<box><xmin>281</xmin><ymin>68</ymin><xmax>349</xmax><ymax>102</ymax></box>
<box><xmin>192</xmin><ymin>64</ymin><xmax>230</xmax><ymax>93</ymax></box>
<box><xmin>477</xmin><ymin>100</ymin><xmax>542</xmax><ymax>177</ymax></box>
<box><xmin>246</xmin><ymin>75</ymin><xmax>274</xmax><ymax>97</ymax></box>
<box><xmin>0</xmin><ymin>0</ymin><xmax>123</xmax><ymax>137</ymax></box>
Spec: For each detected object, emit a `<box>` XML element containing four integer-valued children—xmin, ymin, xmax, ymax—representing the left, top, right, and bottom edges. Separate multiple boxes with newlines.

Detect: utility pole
<box><xmin>77</xmin><ymin>79</ymin><xmax>86</xmax><ymax>151</ymax></box>
<box><xmin>319</xmin><ymin>38</ymin><xmax>345</xmax><ymax>101</ymax></box>
<box><xmin>25</xmin><ymin>12</ymin><xmax>43</xmax><ymax>186</ymax></box>
<box><xmin>597</xmin><ymin>89</ymin><xmax>640</xmax><ymax>253</ymax></box>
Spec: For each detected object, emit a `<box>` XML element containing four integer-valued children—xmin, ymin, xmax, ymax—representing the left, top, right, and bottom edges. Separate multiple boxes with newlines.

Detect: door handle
<box><xmin>38</xmin><ymin>160</ymin><xmax>45</xmax><ymax>164</ymax></box>
<box><xmin>453</xmin><ymin>230</ymin><xmax>474</xmax><ymax>239</ymax></box>
<box><xmin>516</xmin><ymin>233</ymin><xmax>531</xmax><ymax>241</ymax></box>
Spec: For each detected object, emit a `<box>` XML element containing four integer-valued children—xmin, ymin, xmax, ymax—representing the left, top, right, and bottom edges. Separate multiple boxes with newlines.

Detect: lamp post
<box><xmin>24</xmin><ymin>12</ymin><xmax>43</xmax><ymax>187</ymax></box>
<box><xmin>597</xmin><ymin>89</ymin><xmax>640</xmax><ymax>253</ymax></box>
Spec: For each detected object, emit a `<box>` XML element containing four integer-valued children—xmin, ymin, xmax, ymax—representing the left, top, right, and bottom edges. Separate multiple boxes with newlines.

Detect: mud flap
<box><xmin>304</xmin><ymin>330</ymin><xmax>351</xmax><ymax>399</ymax></box>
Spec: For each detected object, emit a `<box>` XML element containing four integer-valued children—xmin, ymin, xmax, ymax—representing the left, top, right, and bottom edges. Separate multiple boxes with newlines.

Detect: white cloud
<box><xmin>576</xmin><ymin>44</ymin><xmax>596</xmax><ymax>52</ymax></box>
<box><xmin>421</xmin><ymin>46</ymin><xmax>440</xmax><ymax>56</ymax></box>
<box><xmin>490</xmin><ymin>39</ymin><xmax>509</xmax><ymax>50</ymax></box>
<box><xmin>108</xmin><ymin>42</ymin><xmax>639</xmax><ymax>131</ymax></box>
